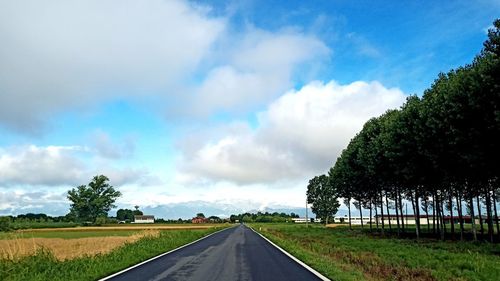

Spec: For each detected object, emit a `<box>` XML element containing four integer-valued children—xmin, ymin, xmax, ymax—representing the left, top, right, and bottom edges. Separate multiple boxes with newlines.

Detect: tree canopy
<box><xmin>67</xmin><ymin>175</ymin><xmax>121</xmax><ymax>223</ymax></box>
<box><xmin>307</xmin><ymin>174</ymin><xmax>340</xmax><ymax>224</ymax></box>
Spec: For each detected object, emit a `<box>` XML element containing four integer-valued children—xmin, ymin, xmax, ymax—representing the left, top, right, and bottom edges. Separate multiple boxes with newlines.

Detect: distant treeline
<box><xmin>229</xmin><ymin>212</ymin><xmax>300</xmax><ymax>223</ymax></box>
<box><xmin>3</xmin><ymin>213</ymin><xmax>72</xmax><ymax>223</ymax></box>
<box><xmin>0</xmin><ymin>213</ymin><xmax>78</xmax><ymax>231</ymax></box>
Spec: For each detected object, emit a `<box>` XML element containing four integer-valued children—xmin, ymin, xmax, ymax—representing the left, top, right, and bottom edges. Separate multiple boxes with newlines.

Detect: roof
<box><xmin>134</xmin><ymin>215</ymin><xmax>154</xmax><ymax>220</ymax></box>
<box><xmin>374</xmin><ymin>215</ymin><xmax>475</xmax><ymax>219</ymax></box>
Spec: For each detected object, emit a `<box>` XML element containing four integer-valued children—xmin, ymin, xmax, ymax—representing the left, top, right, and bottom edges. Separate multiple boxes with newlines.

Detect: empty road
<box><xmin>103</xmin><ymin>224</ymin><xmax>325</xmax><ymax>281</ymax></box>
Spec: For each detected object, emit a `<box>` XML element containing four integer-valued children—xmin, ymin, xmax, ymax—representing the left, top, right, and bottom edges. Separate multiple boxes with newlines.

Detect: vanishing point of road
<box><xmin>103</xmin><ymin>224</ymin><xmax>326</xmax><ymax>281</ymax></box>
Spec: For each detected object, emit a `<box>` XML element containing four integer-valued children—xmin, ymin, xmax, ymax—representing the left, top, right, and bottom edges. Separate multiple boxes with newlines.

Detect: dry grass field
<box><xmin>0</xmin><ymin>230</ymin><xmax>160</xmax><ymax>260</ymax></box>
<box><xmin>0</xmin><ymin>226</ymin><xmax>228</xmax><ymax>281</ymax></box>
<box><xmin>0</xmin><ymin>224</ymin><xmax>227</xmax><ymax>261</ymax></box>
<box><xmin>19</xmin><ymin>224</ymin><xmax>224</xmax><ymax>232</ymax></box>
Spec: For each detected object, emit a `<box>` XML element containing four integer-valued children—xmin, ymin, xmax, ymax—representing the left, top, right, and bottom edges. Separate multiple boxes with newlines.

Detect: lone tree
<box><xmin>67</xmin><ymin>175</ymin><xmax>121</xmax><ymax>223</ymax></box>
<box><xmin>307</xmin><ymin>174</ymin><xmax>340</xmax><ymax>224</ymax></box>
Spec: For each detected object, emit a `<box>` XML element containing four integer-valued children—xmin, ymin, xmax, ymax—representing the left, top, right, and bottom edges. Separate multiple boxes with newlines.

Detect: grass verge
<box><xmin>251</xmin><ymin>223</ymin><xmax>500</xmax><ymax>281</ymax></box>
<box><xmin>0</xmin><ymin>226</ymin><xmax>229</xmax><ymax>281</ymax></box>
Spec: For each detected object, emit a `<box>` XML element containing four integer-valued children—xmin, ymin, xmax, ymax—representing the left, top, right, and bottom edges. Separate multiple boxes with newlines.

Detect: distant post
<box><xmin>306</xmin><ymin>197</ymin><xmax>309</xmax><ymax>228</ymax></box>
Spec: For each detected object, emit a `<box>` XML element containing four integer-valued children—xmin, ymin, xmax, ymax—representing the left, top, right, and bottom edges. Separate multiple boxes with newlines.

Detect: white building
<box><xmin>341</xmin><ymin>216</ymin><xmax>372</xmax><ymax>225</ymax></box>
<box><xmin>292</xmin><ymin>217</ymin><xmax>321</xmax><ymax>223</ymax></box>
<box><xmin>132</xmin><ymin>215</ymin><xmax>155</xmax><ymax>223</ymax></box>
<box><xmin>375</xmin><ymin>215</ymin><xmax>479</xmax><ymax>225</ymax></box>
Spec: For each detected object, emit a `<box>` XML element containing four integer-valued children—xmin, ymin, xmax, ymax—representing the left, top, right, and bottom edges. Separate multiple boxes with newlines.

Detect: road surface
<box><xmin>104</xmin><ymin>224</ymin><xmax>324</xmax><ymax>281</ymax></box>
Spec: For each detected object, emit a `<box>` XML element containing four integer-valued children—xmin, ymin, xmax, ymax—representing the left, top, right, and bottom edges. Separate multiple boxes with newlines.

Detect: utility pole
<box><xmin>405</xmin><ymin>203</ymin><xmax>408</xmax><ymax>226</ymax></box>
<box><xmin>306</xmin><ymin>197</ymin><xmax>309</xmax><ymax>228</ymax></box>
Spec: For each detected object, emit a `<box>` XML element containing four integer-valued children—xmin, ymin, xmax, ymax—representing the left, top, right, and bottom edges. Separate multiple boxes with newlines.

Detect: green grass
<box><xmin>9</xmin><ymin>222</ymin><xmax>78</xmax><ymax>230</ymax></box>
<box><xmin>0</xmin><ymin>226</ymin><xmax>230</xmax><ymax>281</ymax></box>
<box><xmin>251</xmin><ymin>223</ymin><xmax>500</xmax><ymax>281</ymax></box>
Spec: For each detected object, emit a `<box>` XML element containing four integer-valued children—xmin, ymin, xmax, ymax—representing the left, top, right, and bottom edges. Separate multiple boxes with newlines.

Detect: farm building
<box><xmin>341</xmin><ymin>216</ymin><xmax>372</xmax><ymax>225</ymax></box>
<box><xmin>291</xmin><ymin>217</ymin><xmax>321</xmax><ymax>223</ymax></box>
<box><xmin>192</xmin><ymin>217</ymin><xmax>209</xmax><ymax>223</ymax></box>
<box><xmin>133</xmin><ymin>215</ymin><xmax>155</xmax><ymax>223</ymax></box>
<box><xmin>374</xmin><ymin>215</ymin><xmax>480</xmax><ymax>225</ymax></box>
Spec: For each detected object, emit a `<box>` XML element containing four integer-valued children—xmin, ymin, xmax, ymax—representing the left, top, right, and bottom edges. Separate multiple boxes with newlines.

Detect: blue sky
<box><xmin>0</xmin><ymin>0</ymin><xmax>498</xmax><ymax>218</ymax></box>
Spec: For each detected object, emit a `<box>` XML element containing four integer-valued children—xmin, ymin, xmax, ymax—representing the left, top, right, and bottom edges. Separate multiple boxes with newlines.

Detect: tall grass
<box><xmin>0</xmin><ymin>227</ymin><xmax>225</xmax><ymax>281</ymax></box>
<box><xmin>252</xmin><ymin>223</ymin><xmax>500</xmax><ymax>281</ymax></box>
<box><xmin>10</xmin><ymin>222</ymin><xmax>78</xmax><ymax>230</ymax></box>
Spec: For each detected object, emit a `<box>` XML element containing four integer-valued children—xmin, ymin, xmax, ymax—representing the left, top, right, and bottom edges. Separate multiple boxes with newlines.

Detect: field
<box><xmin>0</xmin><ymin>224</ymin><xmax>230</xmax><ymax>281</ymax></box>
<box><xmin>252</xmin><ymin>223</ymin><xmax>500</xmax><ymax>281</ymax></box>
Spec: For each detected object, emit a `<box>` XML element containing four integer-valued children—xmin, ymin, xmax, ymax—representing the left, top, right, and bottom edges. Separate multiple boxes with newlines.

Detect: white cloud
<box><xmin>182</xmin><ymin>29</ymin><xmax>331</xmax><ymax>116</ymax></box>
<box><xmin>0</xmin><ymin>0</ymin><xmax>225</xmax><ymax>134</ymax></box>
<box><xmin>91</xmin><ymin>131</ymin><xmax>135</xmax><ymax>159</ymax></box>
<box><xmin>346</xmin><ymin>32</ymin><xmax>381</xmax><ymax>58</ymax></box>
<box><xmin>178</xmin><ymin>80</ymin><xmax>406</xmax><ymax>184</ymax></box>
<box><xmin>0</xmin><ymin>145</ymin><xmax>88</xmax><ymax>186</ymax></box>
<box><xmin>0</xmin><ymin>144</ymin><xmax>160</xmax><ymax>187</ymax></box>
<box><xmin>0</xmin><ymin>190</ymin><xmax>68</xmax><ymax>216</ymax></box>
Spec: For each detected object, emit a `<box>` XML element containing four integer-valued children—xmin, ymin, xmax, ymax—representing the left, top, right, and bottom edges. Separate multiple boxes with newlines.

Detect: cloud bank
<box><xmin>0</xmin><ymin>0</ymin><xmax>330</xmax><ymax>134</ymax></box>
<box><xmin>0</xmin><ymin>0</ymin><xmax>225</xmax><ymax>133</ymax></box>
<box><xmin>0</xmin><ymin>144</ymin><xmax>158</xmax><ymax>187</ymax></box>
<box><xmin>178</xmin><ymin>80</ymin><xmax>406</xmax><ymax>184</ymax></box>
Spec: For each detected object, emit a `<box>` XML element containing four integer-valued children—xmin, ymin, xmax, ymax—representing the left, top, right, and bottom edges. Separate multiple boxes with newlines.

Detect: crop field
<box><xmin>0</xmin><ymin>224</ymin><xmax>230</xmax><ymax>281</ymax></box>
<box><xmin>252</xmin><ymin>223</ymin><xmax>500</xmax><ymax>281</ymax></box>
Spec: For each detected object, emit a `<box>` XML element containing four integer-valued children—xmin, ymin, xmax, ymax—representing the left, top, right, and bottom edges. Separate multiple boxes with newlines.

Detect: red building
<box><xmin>191</xmin><ymin>217</ymin><xmax>209</xmax><ymax>223</ymax></box>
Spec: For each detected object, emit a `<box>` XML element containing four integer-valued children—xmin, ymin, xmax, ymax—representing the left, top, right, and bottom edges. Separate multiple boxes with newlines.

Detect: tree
<box><xmin>67</xmin><ymin>175</ymin><xmax>121</xmax><ymax>223</ymax></box>
<box><xmin>0</xmin><ymin>216</ymin><xmax>11</xmax><ymax>232</ymax></box>
<box><xmin>196</xmin><ymin>213</ymin><xmax>205</xmax><ymax>218</ymax></box>
<box><xmin>307</xmin><ymin>174</ymin><xmax>340</xmax><ymax>224</ymax></box>
<box><xmin>116</xmin><ymin>208</ymin><xmax>142</xmax><ymax>221</ymax></box>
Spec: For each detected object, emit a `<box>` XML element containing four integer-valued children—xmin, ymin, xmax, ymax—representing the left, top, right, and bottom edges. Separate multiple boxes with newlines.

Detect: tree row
<box><xmin>308</xmin><ymin>19</ymin><xmax>500</xmax><ymax>242</ymax></box>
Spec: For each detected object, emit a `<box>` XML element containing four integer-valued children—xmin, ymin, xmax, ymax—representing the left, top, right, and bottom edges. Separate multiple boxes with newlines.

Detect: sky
<box><xmin>0</xmin><ymin>0</ymin><xmax>498</xmax><ymax>218</ymax></box>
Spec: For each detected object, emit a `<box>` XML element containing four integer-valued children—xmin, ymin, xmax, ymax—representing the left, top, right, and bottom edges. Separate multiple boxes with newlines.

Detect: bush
<box><xmin>0</xmin><ymin>216</ymin><xmax>12</xmax><ymax>232</ymax></box>
<box><xmin>94</xmin><ymin>217</ymin><xmax>107</xmax><ymax>226</ymax></box>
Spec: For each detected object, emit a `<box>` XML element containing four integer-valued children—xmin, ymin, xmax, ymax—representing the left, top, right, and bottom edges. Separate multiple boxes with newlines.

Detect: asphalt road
<box><xmin>104</xmin><ymin>224</ymin><xmax>323</xmax><ymax>281</ymax></box>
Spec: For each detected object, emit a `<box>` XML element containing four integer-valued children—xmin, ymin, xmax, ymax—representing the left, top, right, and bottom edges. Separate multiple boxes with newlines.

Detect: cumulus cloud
<box><xmin>0</xmin><ymin>0</ymin><xmax>225</xmax><ymax>134</ymax></box>
<box><xmin>92</xmin><ymin>131</ymin><xmax>135</xmax><ymax>159</ymax></box>
<box><xmin>189</xmin><ymin>29</ymin><xmax>330</xmax><ymax>115</ymax></box>
<box><xmin>178</xmin><ymin>80</ymin><xmax>407</xmax><ymax>184</ymax></box>
<box><xmin>0</xmin><ymin>190</ymin><xmax>68</xmax><ymax>216</ymax></box>
<box><xmin>0</xmin><ymin>145</ymin><xmax>88</xmax><ymax>186</ymax></box>
<box><xmin>0</xmin><ymin>145</ymin><xmax>160</xmax><ymax>187</ymax></box>
<box><xmin>0</xmin><ymin>0</ymin><xmax>333</xmax><ymax>135</ymax></box>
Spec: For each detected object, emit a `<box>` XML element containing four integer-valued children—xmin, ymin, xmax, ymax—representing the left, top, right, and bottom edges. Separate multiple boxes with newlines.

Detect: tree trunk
<box><xmin>385</xmin><ymin>193</ymin><xmax>392</xmax><ymax>232</ymax></box>
<box><xmin>359</xmin><ymin>202</ymin><xmax>364</xmax><ymax>229</ymax></box>
<box><xmin>398</xmin><ymin>189</ymin><xmax>405</xmax><ymax>233</ymax></box>
<box><xmin>348</xmin><ymin>198</ymin><xmax>352</xmax><ymax>230</ymax></box>
<box><xmin>375</xmin><ymin>200</ymin><xmax>379</xmax><ymax>230</ymax></box>
<box><xmin>470</xmin><ymin>196</ymin><xmax>477</xmax><ymax>241</ymax></box>
<box><xmin>435</xmin><ymin>192</ymin><xmax>440</xmax><ymax>238</ymax></box>
<box><xmin>441</xmin><ymin>193</ymin><xmax>446</xmax><ymax>240</ymax></box>
<box><xmin>410</xmin><ymin>191</ymin><xmax>419</xmax><ymax>239</ymax></box>
<box><xmin>485</xmin><ymin>189</ymin><xmax>494</xmax><ymax>243</ymax></box>
<box><xmin>395</xmin><ymin>193</ymin><xmax>401</xmax><ymax>237</ymax></box>
<box><xmin>432</xmin><ymin>192</ymin><xmax>436</xmax><ymax>234</ymax></box>
<box><xmin>493</xmin><ymin>191</ymin><xmax>499</xmax><ymax>242</ymax></box>
<box><xmin>369</xmin><ymin>201</ymin><xmax>373</xmax><ymax>232</ymax></box>
<box><xmin>424</xmin><ymin>205</ymin><xmax>430</xmax><ymax>233</ymax></box>
<box><xmin>448</xmin><ymin>190</ymin><xmax>455</xmax><ymax>241</ymax></box>
<box><xmin>477</xmin><ymin>196</ymin><xmax>484</xmax><ymax>238</ymax></box>
<box><xmin>415</xmin><ymin>191</ymin><xmax>421</xmax><ymax>237</ymax></box>
<box><xmin>456</xmin><ymin>191</ymin><xmax>464</xmax><ymax>241</ymax></box>
<box><xmin>380</xmin><ymin>192</ymin><xmax>385</xmax><ymax>235</ymax></box>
